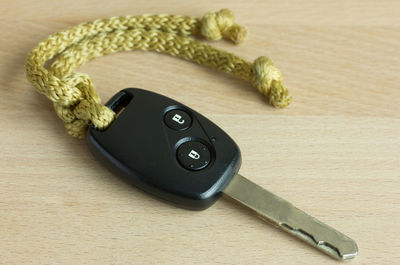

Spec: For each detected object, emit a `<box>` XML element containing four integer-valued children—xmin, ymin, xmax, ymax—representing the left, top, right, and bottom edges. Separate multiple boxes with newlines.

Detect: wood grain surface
<box><xmin>1</xmin><ymin>1</ymin><xmax>399</xmax><ymax>264</ymax></box>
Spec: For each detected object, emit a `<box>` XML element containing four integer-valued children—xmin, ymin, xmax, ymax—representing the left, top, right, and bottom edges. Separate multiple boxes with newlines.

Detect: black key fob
<box><xmin>87</xmin><ymin>88</ymin><xmax>241</xmax><ymax>210</ymax></box>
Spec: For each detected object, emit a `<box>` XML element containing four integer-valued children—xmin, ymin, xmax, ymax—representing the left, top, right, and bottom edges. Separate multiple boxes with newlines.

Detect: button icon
<box><xmin>164</xmin><ymin>109</ymin><xmax>192</xmax><ymax>131</ymax></box>
<box><xmin>177</xmin><ymin>141</ymin><xmax>211</xmax><ymax>171</ymax></box>
<box><xmin>188</xmin><ymin>150</ymin><xmax>200</xmax><ymax>159</ymax></box>
<box><xmin>172</xmin><ymin>114</ymin><xmax>185</xmax><ymax>124</ymax></box>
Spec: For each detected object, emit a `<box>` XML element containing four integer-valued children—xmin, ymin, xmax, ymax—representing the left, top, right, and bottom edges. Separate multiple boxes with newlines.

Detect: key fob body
<box><xmin>87</xmin><ymin>88</ymin><xmax>241</xmax><ymax>210</ymax></box>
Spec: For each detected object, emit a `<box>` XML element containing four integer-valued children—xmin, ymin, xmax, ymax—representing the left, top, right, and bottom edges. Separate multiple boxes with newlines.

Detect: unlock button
<box><xmin>164</xmin><ymin>109</ymin><xmax>192</xmax><ymax>131</ymax></box>
<box><xmin>177</xmin><ymin>141</ymin><xmax>211</xmax><ymax>171</ymax></box>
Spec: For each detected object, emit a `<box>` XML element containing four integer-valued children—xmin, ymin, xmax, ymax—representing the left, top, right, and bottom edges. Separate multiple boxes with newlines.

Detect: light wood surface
<box><xmin>1</xmin><ymin>1</ymin><xmax>399</xmax><ymax>264</ymax></box>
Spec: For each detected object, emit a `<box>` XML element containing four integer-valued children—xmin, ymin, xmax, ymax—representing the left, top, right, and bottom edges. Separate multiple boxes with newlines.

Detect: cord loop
<box><xmin>26</xmin><ymin>9</ymin><xmax>291</xmax><ymax>138</ymax></box>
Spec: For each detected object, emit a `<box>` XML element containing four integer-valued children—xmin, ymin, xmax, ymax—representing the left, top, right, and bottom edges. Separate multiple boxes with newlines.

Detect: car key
<box><xmin>87</xmin><ymin>88</ymin><xmax>358</xmax><ymax>260</ymax></box>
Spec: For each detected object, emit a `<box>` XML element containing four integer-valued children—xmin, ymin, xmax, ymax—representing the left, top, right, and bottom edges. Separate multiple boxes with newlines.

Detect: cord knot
<box><xmin>56</xmin><ymin>73</ymin><xmax>115</xmax><ymax>138</ymax></box>
<box><xmin>73</xmin><ymin>99</ymin><xmax>115</xmax><ymax>130</ymax></box>
<box><xmin>61</xmin><ymin>72</ymin><xmax>98</xmax><ymax>104</ymax></box>
<box><xmin>252</xmin><ymin>56</ymin><xmax>292</xmax><ymax>108</ymax></box>
<box><xmin>201</xmin><ymin>8</ymin><xmax>247</xmax><ymax>44</ymax></box>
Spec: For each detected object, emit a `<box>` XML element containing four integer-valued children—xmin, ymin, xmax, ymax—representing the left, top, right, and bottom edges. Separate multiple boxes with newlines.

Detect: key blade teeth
<box><xmin>223</xmin><ymin>174</ymin><xmax>358</xmax><ymax>260</ymax></box>
<box><xmin>281</xmin><ymin>222</ymin><xmax>358</xmax><ymax>260</ymax></box>
<box><xmin>277</xmin><ymin>204</ymin><xmax>359</xmax><ymax>260</ymax></box>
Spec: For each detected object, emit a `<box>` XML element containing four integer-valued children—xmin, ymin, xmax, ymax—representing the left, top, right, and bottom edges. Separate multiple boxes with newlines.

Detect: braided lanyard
<box><xmin>25</xmin><ymin>8</ymin><xmax>291</xmax><ymax>138</ymax></box>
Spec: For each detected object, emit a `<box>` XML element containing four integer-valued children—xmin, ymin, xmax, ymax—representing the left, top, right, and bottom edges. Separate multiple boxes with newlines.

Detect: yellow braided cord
<box><xmin>25</xmin><ymin>8</ymin><xmax>291</xmax><ymax>138</ymax></box>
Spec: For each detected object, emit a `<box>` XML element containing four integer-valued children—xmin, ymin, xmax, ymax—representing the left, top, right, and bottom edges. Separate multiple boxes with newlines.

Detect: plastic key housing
<box><xmin>87</xmin><ymin>88</ymin><xmax>241</xmax><ymax>210</ymax></box>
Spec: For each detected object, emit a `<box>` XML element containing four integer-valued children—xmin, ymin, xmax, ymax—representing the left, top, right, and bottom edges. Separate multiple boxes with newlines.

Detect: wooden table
<box><xmin>1</xmin><ymin>1</ymin><xmax>399</xmax><ymax>264</ymax></box>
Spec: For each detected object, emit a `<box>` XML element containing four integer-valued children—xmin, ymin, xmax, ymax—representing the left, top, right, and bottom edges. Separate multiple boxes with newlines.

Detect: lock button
<box><xmin>177</xmin><ymin>141</ymin><xmax>211</xmax><ymax>171</ymax></box>
<box><xmin>164</xmin><ymin>109</ymin><xmax>192</xmax><ymax>131</ymax></box>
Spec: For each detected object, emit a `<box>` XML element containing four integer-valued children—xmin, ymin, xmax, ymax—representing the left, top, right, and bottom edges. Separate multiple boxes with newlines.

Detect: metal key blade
<box><xmin>223</xmin><ymin>174</ymin><xmax>358</xmax><ymax>260</ymax></box>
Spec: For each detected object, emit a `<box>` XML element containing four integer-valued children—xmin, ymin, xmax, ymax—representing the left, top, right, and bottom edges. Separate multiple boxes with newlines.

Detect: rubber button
<box><xmin>164</xmin><ymin>109</ymin><xmax>192</xmax><ymax>131</ymax></box>
<box><xmin>177</xmin><ymin>141</ymin><xmax>211</xmax><ymax>171</ymax></box>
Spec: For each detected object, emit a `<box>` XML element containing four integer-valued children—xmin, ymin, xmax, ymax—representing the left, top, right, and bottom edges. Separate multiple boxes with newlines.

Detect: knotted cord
<box><xmin>26</xmin><ymin>8</ymin><xmax>291</xmax><ymax>138</ymax></box>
